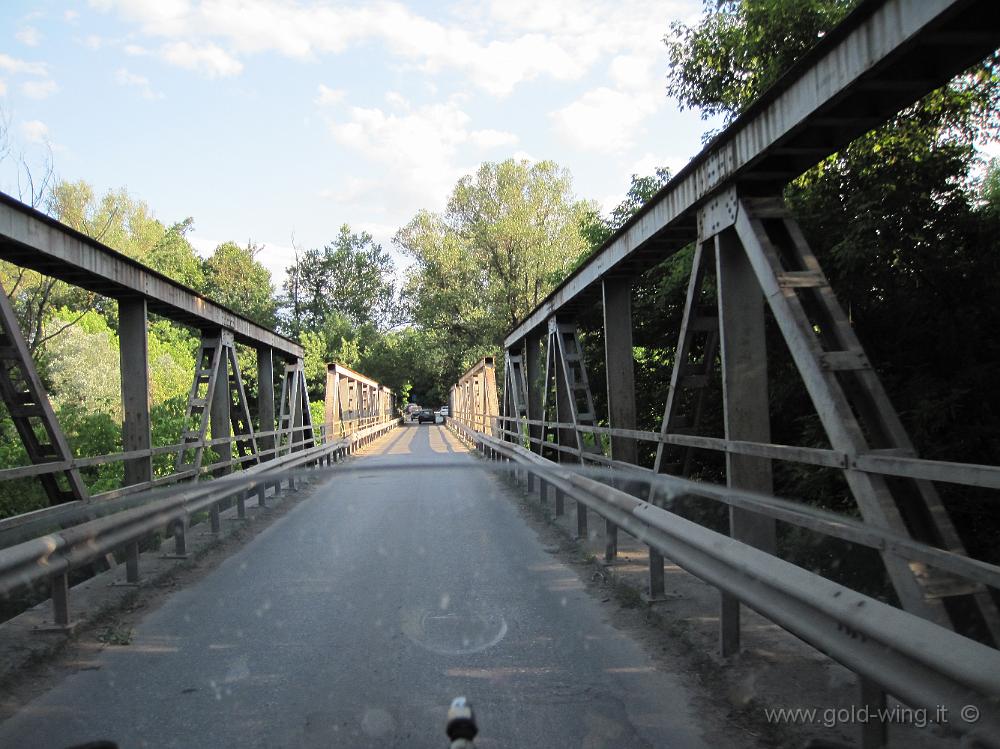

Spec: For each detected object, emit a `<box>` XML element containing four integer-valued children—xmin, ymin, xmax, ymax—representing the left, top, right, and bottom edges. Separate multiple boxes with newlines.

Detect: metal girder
<box><xmin>176</xmin><ymin>330</ymin><xmax>258</xmax><ymax>476</ymax></box>
<box><xmin>731</xmin><ymin>196</ymin><xmax>1000</xmax><ymax>643</ymax></box>
<box><xmin>324</xmin><ymin>362</ymin><xmax>394</xmax><ymax>439</ymax></box>
<box><xmin>502</xmin><ymin>351</ymin><xmax>530</xmax><ymax>445</ymax></box>
<box><xmin>0</xmin><ymin>192</ymin><xmax>302</xmax><ymax>358</ymax></box>
<box><xmin>277</xmin><ymin>359</ymin><xmax>313</xmax><ymax>455</ymax></box>
<box><xmin>0</xmin><ymin>287</ymin><xmax>88</xmax><ymax>505</ymax></box>
<box><xmin>454</xmin><ymin>358</ymin><xmax>500</xmax><ymax>436</ymax></box>
<box><xmin>504</xmin><ymin>0</ymin><xmax>1000</xmax><ymax>348</ymax></box>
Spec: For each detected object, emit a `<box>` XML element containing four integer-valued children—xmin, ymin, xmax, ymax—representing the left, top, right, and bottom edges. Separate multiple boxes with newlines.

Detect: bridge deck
<box><xmin>0</xmin><ymin>424</ymin><xmax>711</xmax><ymax>748</ymax></box>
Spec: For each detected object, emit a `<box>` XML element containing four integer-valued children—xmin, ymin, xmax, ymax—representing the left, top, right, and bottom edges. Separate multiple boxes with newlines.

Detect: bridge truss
<box><xmin>451</xmin><ymin>0</ymin><xmax>1000</xmax><ymax>745</ymax></box>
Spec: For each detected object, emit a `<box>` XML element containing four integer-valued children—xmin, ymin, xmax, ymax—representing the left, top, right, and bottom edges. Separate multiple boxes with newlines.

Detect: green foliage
<box><xmin>147</xmin><ymin>319</ymin><xmax>197</xmax><ymax>404</ymax></box>
<box><xmin>979</xmin><ymin>158</ymin><xmax>1000</xmax><ymax>216</ymax></box>
<box><xmin>281</xmin><ymin>225</ymin><xmax>397</xmax><ymax>336</ymax></box>
<box><xmin>665</xmin><ymin>0</ymin><xmax>856</xmax><ymax>124</ymax></box>
<box><xmin>43</xmin><ymin>308</ymin><xmax>122</xmax><ymax>420</ymax></box>
<box><xmin>204</xmin><ymin>241</ymin><xmax>277</xmax><ymax>327</ymax></box>
<box><xmin>146</xmin><ymin>218</ymin><xmax>205</xmax><ymax>289</ymax></box>
<box><xmin>395</xmin><ymin>159</ymin><xmax>590</xmax><ymax>402</ymax></box>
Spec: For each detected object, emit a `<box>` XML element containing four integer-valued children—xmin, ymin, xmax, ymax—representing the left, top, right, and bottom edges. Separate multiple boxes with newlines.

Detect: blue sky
<box><xmin>0</xmin><ymin>0</ymin><xmax>718</xmax><ymax>286</ymax></box>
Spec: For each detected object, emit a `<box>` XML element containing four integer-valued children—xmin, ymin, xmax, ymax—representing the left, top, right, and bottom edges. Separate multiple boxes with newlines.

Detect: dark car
<box><xmin>417</xmin><ymin>409</ymin><xmax>436</xmax><ymax>424</ymax></box>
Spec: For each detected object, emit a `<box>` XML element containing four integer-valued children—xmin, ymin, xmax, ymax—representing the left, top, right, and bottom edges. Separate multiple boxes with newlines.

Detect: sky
<box><xmin>0</xmin><ymin>0</ymin><xmax>718</xmax><ymax>288</ymax></box>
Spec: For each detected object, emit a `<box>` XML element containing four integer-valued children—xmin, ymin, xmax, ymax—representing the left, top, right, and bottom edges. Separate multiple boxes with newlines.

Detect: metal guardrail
<box><xmin>0</xmin><ymin>415</ymin><xmax>394</xmax><ymax>535</ymax></box>
<box><xmin>447</xmin><ymin>415</ymin><xmax>1000</xmax><ymax>747</ymax></box>
<box><xmin>445</xmin><ymin>410</ymin><xmax>1000</xmax><ymax>591</ymax></box>
<box><xmin>0</xmin><ymin>416</ymin><xmax>400</xmax><ymax>629</ymax></box>
<box><xmin>481</xmin><ymin>412</ymin><xmax>1000</xmax><ymax>491</ymax></box>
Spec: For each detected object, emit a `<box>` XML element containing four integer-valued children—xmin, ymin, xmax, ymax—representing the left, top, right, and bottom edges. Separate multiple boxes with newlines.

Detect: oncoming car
<box><xmin>417</xmin><ymin>408</ymin><xmax>436</xmax><ymax>424</ymax></box>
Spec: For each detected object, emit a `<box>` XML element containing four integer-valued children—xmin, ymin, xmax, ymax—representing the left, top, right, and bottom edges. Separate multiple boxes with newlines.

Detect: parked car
<box><xmin>418</xmin><ymin>408</ymin><xmax>436</xmax><ymax>424</ymax></box>
<box><xmin>439</xmin><ymin>406</ymin><xmax>449</xmax><ymax>417</ymax></box>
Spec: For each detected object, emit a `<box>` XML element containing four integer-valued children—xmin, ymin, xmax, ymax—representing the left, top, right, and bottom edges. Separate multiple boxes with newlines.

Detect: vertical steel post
<box><xmin>526</xmin><ymin>330</ymin><xmax>544</xmax><ymax>455</ymax></box>
<box><xmin>716</xmin><ymin>228</ymin><xmax>776</xmax><ymax>656</ymax></box>
<box><xmin>552</xmin><ymin>320</ymin><xmax>584</xmax><ymax>534</ymax></box>
<box><xmin>257</xmin><ymin>346</ymin><xmax>276</xmax><ymax>461</ymax></box>
<box><xmin>211</xmin><ymin>336</ymin><xmax>232</xmax><ymax>477</ymax></box>
<box><xmin>603</xmin><ymin>278</ymin><xmax>640</xmax><ymax>563</ymax></box>
<box><xmin>119</xmin><ymin>298</ymin><xmax>152</xmax><ymax>488</ymax></box>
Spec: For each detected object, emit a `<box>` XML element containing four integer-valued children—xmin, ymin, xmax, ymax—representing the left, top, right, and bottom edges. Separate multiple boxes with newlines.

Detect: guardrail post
<box><xmin>210</xmin><ymin>501</ymin><xmax>222</xmax><ymax>534</ymax></box>
<box><xmin>716</xmin><ymin>229</ymin><xmax>776</xmax><ymax>656</ymax></box>
<box><xmin>859</xmin><ymin>678</ymin><xmax>888</xmax><ymax>748</ymax></box>
<box><xmin>554</xmin><ymin>486</ymin><xmax>564</xmax><ymax>516</ymax></box>
<box><xmin>51</xmin><ymin>572</ymin><xmax>70</xmax><ymax>628</ymax></box>
<box><xmin>576</xmin><ymin>497</ymin><xmax>588</xmax><ymax>539</ymax></box>
<box><xmin>256</xmin><ymin>479</ymin><xmax>267</xmax><ymax>507</ymax></box>
<box><xmin>237</xmin><ymin>489</ymin><xmax>247</xmax><ymax>519</ymax></box>
<box><xmin>125</xmin><ymin>541</ymin><xmax>140</xmax><ymax>583</ymax></box>
<box><xmin>172</xmin><ymin>518</ymin><xmax>188</xmax><ymax>557</ymax></box>
<box><xmin>119</xmin><ymin>298</ymin><xmax>153</xmax><ymax>488</ymax></box>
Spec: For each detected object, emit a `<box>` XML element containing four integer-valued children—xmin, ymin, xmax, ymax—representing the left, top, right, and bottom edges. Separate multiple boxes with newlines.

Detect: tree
<box><xmin>203</xmin><ymin>241</ymin><xmax>277</xmax><ymax>327</ymax></box>
<box><xmin>665</xmin><ymin>0</ymin><xmax>855</xmax><ymax>125</ymax></box>
<box><xmin>147</xmin><ymin>218</ymin><xmax>205</xmax><ymax>290</ymax></box>
<box><xmin>399</xmin><ymin>159</ymin><xmax>592</xmax><ymax>347</ymax></box>
<box><xmin>280</xmin><ymin>225</ymin><xmax>397</xmax><ymax>335</ymax></box>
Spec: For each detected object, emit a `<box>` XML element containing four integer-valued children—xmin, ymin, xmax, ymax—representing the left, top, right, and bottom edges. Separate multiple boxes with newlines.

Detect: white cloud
<box><xmin>64</xmin><ymin>10</ymin><xmax>80</xmax><ymax>22</ymax></box>
<box><xmin>20</xmin><ymin>119</ymin><xmax>49</xmax><ymax>144</ymax></box>
<box><xmin>384</xmin><ymin>91</ymin><xmax>409</xmax><ymax>110</ymax></box>
<box><xmin>323</xmin><ymin>97</ymin><xmax>520</xmax><ymax>218</ymax></box>
<box><xmin>550</xmin><ymin>87</ymin><xmax>660</xmax><ymax>153</ymax></box>
<box><xmin>468</xmin><ymin>129</ymin><xmax>518</xmax><ymax>149</ymax></box>
<box><xmin>124</xmin><ymin>44</ymin><xmax>149</xmax><ymax>56</ymax></box>
<box><xmin>314</xmin><ymin>83</ymin><xmax>344</xmax><ymax>106</ymax></box>
<box><xmin>17</xmin><ymin>27</ymin><xmax>41</xmax><ymax>47</ymax></box>
<box><xmin>319</xmin><ymin>176</ymin><xmax>380</xmax><ymax>204</ymax></box>
<box><xmin>84</xmin><ymin>34</ymin><xmax>104</xmax><ymax>50</ymax></box>
<box><xmin>0</xmin><ymin>53</ymin><xmax>48</xmax><ymax>76</ymax></box>
<box><xmin>0</xmin><ymin>80</ymin><xmax>6</xmax><ymax>96</ymax></box>
<box><xmin>161</xmin><ymin>41</ymin><xmax>243</xmax><ymax>78</ymax></box>
<box><xmin>21</xmin><ymin>79</ymin><xmax>59</xmax><ymax>99</ymax></box>
<box><xmin>115</xmin><ymin>67</ymin><xmax>163</xmax><ymax>99</ymax></box>
<box><xmin>85</xmin><ymin>0</ymin><xmax>683</xmax><ymax>95</ymax></box>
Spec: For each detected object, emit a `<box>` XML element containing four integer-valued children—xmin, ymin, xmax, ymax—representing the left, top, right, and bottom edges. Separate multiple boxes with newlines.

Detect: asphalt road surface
<box><xmin>0</xmin><ymin>423</ymin><xmax>717</xmax><ymax>749</ymax></box>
